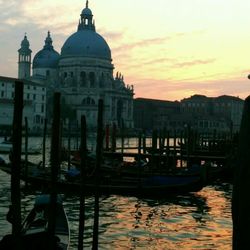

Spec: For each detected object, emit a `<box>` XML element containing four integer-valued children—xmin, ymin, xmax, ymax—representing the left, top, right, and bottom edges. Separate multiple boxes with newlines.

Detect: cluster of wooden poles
<box><xmin>6</xmin><ymin>80</ymin><xmax>250</xmax><ymax>250</ymax></box>
<box><xmin>8</xmin><ymin>81</ymin><xmax>104</xmax><ymax>249</ymax></box>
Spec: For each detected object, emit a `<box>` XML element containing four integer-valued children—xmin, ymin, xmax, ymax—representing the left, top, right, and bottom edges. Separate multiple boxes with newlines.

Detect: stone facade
<box><xmin>18</xmin><ymin>1</ymin><xmax>134</xmax><ymax>129</ymax></box>
<box><xmin>134</xmin><ymin>95</ymin><xmax>244</xmax><ymax>133</ymax></box>
<box><xmin>0</xmin><ymin>76</ymin><xmax>46</xmax><ymax>134</ymax></box>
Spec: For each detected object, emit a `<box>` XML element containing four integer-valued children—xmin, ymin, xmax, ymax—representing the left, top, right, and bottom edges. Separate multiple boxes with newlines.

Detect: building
<box><xmin>133</xmin><ymin>98</ymin><xmax>180</xmax><ymax>131</ymax></box>
<box><xmin>18</xmin><ymin>1</ymin><xmax>134</xmax><ymax>129</ymax></box>
<box><xmin>0</xmin><ymin>76</ymin><xmax>46</xmax><ymax>134</ymax></box>
<box><xmin>181</xmin><ymin>95</ymin><xmax>244</xmax><ymax>132</ymax></box>
<box><xmin>134</xmin><ymin>95</ymin><xmax>244</xmax><ymax>134</ymax></box>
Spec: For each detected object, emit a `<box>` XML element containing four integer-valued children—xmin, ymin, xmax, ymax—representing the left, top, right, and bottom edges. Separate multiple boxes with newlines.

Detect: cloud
<box><xmin>100</xmin><ymin>30</ymin><xmax>124</xmax><ymax>41</ymax></box>
<box><xmin>131</xmin><ymin>75</ymin><xmax>250</xmax><ymax>101</ymax></box>
<box><xmin>112</xmin><ymin>36</ymin><xmax>170</xmax><ymax>59</ymax></box>
<box><xmin>172</xmin><ymin>58</ymin><xmax>216</xmax><ymax>68</ymax></box>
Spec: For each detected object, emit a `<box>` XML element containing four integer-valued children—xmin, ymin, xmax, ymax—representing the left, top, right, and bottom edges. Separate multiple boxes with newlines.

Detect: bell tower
<box><xmin>78</xmin><ymin>0</ymin><xmax>95</xmax><ymax>31</ymax></box>
<box><xmin>18</xmin><ymin>34</ymin><xmax>32</xmax><ymax>79</ymax></box>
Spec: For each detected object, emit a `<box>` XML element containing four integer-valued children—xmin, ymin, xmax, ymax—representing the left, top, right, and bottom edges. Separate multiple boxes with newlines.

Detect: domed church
<box><xmin>18</xmin><ymin>0</ymin><xmax>134</xmax><ymax>129</ymax></box>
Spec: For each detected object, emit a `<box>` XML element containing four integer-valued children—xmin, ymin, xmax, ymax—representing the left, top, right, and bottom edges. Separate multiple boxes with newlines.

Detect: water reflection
<box><xmin>0</xmin><ymin>168</ymin><xmax>232</xmax><ymax>249</ymax></box>
<box><xmin>0</xmin><ymin>136</ymin><xmax>232</xmax><ymax>249</ymax></box>
<box><xmin>61</xmin><ymin>186</ymin><xmax>231</xmax><ymax>249</ymax></box>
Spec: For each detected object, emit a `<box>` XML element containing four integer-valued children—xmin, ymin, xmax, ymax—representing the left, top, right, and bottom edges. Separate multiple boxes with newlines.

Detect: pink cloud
<box><xmin>128</xmin><ymin>76</ymin><xmax>250</xmax><ymax>101</ymax></box>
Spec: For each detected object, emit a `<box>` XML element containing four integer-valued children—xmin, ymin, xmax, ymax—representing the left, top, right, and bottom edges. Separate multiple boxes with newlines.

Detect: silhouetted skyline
<box><xmin>0</xmin><ymin>0</ymin><xmax>250</xmax><ymax>101</ymax></box>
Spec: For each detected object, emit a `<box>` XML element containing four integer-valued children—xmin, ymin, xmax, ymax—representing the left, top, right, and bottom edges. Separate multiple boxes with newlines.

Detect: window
<box><xmin>80</xmin><ymin>72</ymin><xmax>86</xmax><ymax>87</ymax></box>
<box><xmin>33</xmin><ymin>94</ymin><xmax>36</xmax><ymax>100</ymax></box>
<box><xmin>89</xmin><ymin>72</ymin><xmax>95</xmax><ymax>88</ymax></box>
<box><xmin>36</xmin><ymin>115</ymin><xmax>40</xmax><ymax>123</ymax></box>
<box><xmin>82</xmin><ymin>97</ymin><xmax>95</xmax><ymax>105</ymax></box>
<box><xmin>46</xmin><ymin>70</ymin><xmax>50</xmax><ymax>77</ymax></box>
<box><xmin>1</xmin><ymin>91</ymin><xmax>4</xmax><ymax>97</ymax></box>
<box><xmin>41</xmin><ymin>104</ymin><xmax>44</xmax><ymax>113</ymax></box>
<box><xmin>42</xmin><ymin>95</ymin><xmax>45</xmax><ymax>101</ymax></box>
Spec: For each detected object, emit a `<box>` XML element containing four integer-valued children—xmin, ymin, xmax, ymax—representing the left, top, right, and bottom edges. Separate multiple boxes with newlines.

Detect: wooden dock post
<box><xmin>121</xmin><ymin>120</ymin><xmax>125</xmax><ymax>155</ymax></box>
<box><xmin>137</xmin><ymin>131</ymin><xmax>142</xmax><ymax>176</ymax></box>
<box><xmin>92</xmin><ymin>99</ymin><xmax>104</xmax><ymax>250</ymax></box>
<box><xmin>111</xmin><ymin>123</ymin><xmax>116</xmax><ymax>152</ymax></box>
<box><xmin>42</xmin><ymin>118</ymin><xmax>47</xmax><ymax>169</ymax></box>
<box><xmin>24</xmin><ymin>117</ymin><xmax>28</xmax><ymax>187</ymax></box>
<box><xmin>105</xmin><ymin>124</ymin><xmax>110</xmax><ymax>151</ymax></box>
<box><xmin>232</xmin><ymin>95</ymin><xmax>250</xmax><ymax>249</ymax></box>
<box><xmin>78</xmin><ymin>115</ymin><xmax>87</xmax><ymax>250</ymax></box>
<box><xmin>67</xmin><ymin>121</ymin><xmax>71</xmax><ymax>170</ymax></box>
<box><xmin>48</xmin><ymin>92</ymin><xmax>61</xmax><ymax>247</ymax></box>
<box><xmin>142</xmin><ymin>131</ymin><xmax>146</xmax><ymax>154</ymax></box>
<box><xmin>11</xmin><ymin>81</ymin><xmax>24</xmax><ymax>247</ymax></box>
<box><xmin>180</xmin><ymin>131</ymin><xmax>183</xmax><ymax>168</ymax></box>
<box><xmin>151</xmin><ymin>130</ymin><xmax>158</xmax><ymax>168</ymax></box>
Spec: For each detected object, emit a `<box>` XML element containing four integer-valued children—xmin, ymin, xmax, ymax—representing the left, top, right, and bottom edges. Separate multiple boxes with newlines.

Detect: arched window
<box><xmin>82</xmin><ymin>97</ymin><xmax>95</xmax><ymax>105</ymax></box>
<box><xmin>89</xmin><ymin>72</ymin><xmax>95</xmax><ymax>88</ymax></box>
<box><xmin>99</xmin><ymin>72</ymin><xmax>105</xmax><ymax>88</ymax></box>
<box><xmin>117</xmin><ymin>99</ymin><xmax>123</xmax><ymax>127</ymax></box>
<box><xmin>80</xmin><ymin>71</ymin><xmax>87</xmax><ymax>87</ymax></box>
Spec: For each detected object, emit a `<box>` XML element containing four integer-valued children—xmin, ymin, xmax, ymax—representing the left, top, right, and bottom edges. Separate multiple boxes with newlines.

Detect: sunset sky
<box><xmin>1</xmin><ymin>0</ymin><xmax>250</xmax><ymax>101</ymax></box>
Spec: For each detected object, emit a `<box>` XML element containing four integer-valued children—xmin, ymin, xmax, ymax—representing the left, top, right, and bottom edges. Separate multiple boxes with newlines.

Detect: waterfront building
<box><xmin>181</xmin><ymin>95</ymin><xmax>244</xmax><ymax>132</ymax></box>
<box><xmin>18</xmin><ymin>1</ymin><xmax>134</xmax><ymax>129</ymax></box>
<box><xmin>134</xmin><ymin>95</ymin><xmax>243</xmax><ymax>133</ymax></box>
<box><xmin>133</xmin><ymin>98</ymin><xmax>180</xmax><ymax>131</ymax></box>
<box><xmin>0</xmin><ymin>76</ymin><xmax>46</xmax><ymax>134</ymax></box>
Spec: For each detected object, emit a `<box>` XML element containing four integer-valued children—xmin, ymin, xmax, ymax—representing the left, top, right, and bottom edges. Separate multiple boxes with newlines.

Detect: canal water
<box><xmin>0</xmin><ymin>137</ymin><xmax>232</xmax><ymax>249</ymax></box>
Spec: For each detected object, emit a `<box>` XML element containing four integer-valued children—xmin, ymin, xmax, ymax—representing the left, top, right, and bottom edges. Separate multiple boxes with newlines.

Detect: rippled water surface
<box><xmin>0</xmin><ymin>171</ymin><xmax>232</xmax><ymax>249</ymax></box>
<box><xmin>0</xmin><ymin>137</ymin><xmax>232</xmax><ymax>249</ymax></box>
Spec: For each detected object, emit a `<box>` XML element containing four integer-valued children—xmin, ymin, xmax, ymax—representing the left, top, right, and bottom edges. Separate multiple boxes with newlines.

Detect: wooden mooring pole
<box><xmin>42</xmin><ymin>118</ymin><xmax>47</xmax><ymax>169</ymax></box>
<box><xmin>48</xmin><ymin>92</ymin><xmax>61</xmax><ymax>249</ymax></box>
<box><xmin>24</xmin><ymin>117</ymin><xmax>28</xmax><ymax>187</ymax></box>
<box><xmin>105</xmin><ymin>124</ymin><xmax>110</xmax><ymax>151</ymax></box>
<box><xmin>111</xmin><ymin>123</ymin><xmax>116</xmax><ymax>152</ymax></box>
<box><xmin>78</xmin><ymin>115</ymin><xmax>87</xmax><ymax>250</ymax></box>
<box><xmin>11</xmin><ymin>81</ymin><xmax>24</xmax><ymax>248</ymax></box>
<box><xmin>92</xmin><ymin>99</ymin><xmax>104</xmax><ymax>250</ymax></box>
<box><xmin>67</xmin><ymin>121</ymin><xmax>71</xmax><ymax>170</ymax></box>
<box><xmin>232</xmin><ymin>95</ymin><xmax>250</xmax><ymax>250</ymax></box>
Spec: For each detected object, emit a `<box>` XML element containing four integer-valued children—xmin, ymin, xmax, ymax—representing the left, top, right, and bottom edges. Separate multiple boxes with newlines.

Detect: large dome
<box><xmin>61</xmin><ymin>29</ymin><xmax>111</xmax><ymax>61</ymax></box>
<box><xmin>33</xmin><ymin>32</ymin><xmax>60</xmax><ymax>69</ymax></box>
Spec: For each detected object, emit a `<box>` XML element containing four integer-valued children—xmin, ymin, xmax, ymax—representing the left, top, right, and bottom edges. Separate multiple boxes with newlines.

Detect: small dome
<box><xmin>33</xmin><ymin>49</ymin><xmax>60</xmax><ymax>69</ymax></box>
<box><xmin>21</xmin><ymin>35</ymin><xmax>30</xmax><ymax>48</ymax></box>
<box><xmin>33</xmin><ymin>32</ymin><xmax>60</xmax><ymax>69</ymax></box>
<box><xmin>61</xmin><ymin>29</ymin><xmax>111</xmax><ymax>60</ymax></box>
<box><xmin>81</xmin><ymin>7</ymin><xmax>92</xmax><ymax>16</ymax></box>
<box><xmin>18</xmin><ymin>34</ymin><xmax>32</xmax><ymax>54</ymax></box>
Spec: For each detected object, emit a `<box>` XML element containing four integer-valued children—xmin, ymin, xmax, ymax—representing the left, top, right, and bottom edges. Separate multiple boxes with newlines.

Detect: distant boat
<box><xmin>0</xmin><ymin>194</ymin><xmax>70</xmax><ymax>250</ymax></box>
<box><xmin>0</xmin><ymin>138</ymin><xmax>41</xmax><ymax>154</ymax></box>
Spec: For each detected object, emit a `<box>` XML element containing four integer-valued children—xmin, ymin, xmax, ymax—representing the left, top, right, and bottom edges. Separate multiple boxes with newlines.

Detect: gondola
<box><xmin>0</xmin><ymin>194</ymin><xmax>70</xmax><ymax>250</ymax></box>
<box><xmin>24</xmin><ymin>172</ymin><xmax>204</xmax><ymax>198</ymax></box>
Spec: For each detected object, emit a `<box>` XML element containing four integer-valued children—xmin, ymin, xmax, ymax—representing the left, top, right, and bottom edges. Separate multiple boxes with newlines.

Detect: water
<box><xmin>0</xmin><ymin>137</ymin><xmax>232</xmax><ymax>249</ymax></box>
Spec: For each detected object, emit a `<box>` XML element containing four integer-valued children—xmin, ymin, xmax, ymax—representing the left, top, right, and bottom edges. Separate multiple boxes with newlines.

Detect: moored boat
<box><xmin>0</xmin><ymin>194</ymin><xmax>70</xmax><ymax>249</ymax></box>
<box><xmin>23</xmin><ymin>171</ymin><xmax>204</xmax><ymax>198</ymax></box>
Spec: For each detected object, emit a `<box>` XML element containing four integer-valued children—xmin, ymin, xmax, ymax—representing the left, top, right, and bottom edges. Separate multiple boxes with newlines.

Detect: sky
<box><xmin>1</xmin><ymin>0</ymin><xmax>250</xmax><ymax>101</ymax></box>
